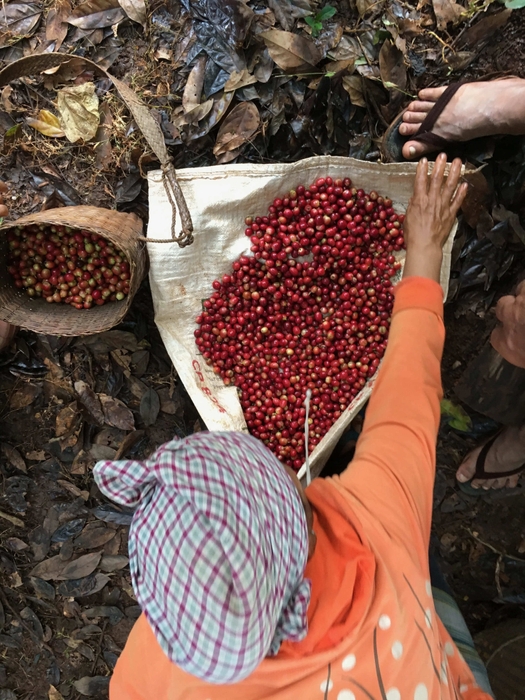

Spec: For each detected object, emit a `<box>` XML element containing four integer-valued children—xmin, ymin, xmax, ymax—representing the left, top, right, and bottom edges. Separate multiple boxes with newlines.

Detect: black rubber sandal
<box><xmin>382</xmin><ymin>82</ymin><xmax>466</xmax><ymax>162</ymax></box>
<box><xmin>458</xmin><ymin>431</ymin><xmax>525</xmax><ymax>497</ymax></box>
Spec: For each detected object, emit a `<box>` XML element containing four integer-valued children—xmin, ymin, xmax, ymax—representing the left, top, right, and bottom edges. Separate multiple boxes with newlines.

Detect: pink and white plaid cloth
<box><xmin>93</xmin><ymin>431</ymin><xmax>311</xmax><ymax>683</ymax></box>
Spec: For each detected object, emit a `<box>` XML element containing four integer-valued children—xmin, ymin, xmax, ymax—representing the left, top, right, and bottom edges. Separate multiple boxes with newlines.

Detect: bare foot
<box><xmin>400</xmin><ymin>78</ymin><xmax>525</xmax><ymax>160</ymax></box>
<box><xmin>456</xmin><ymin>425</ymin><xmax>525</xmax><ymax>490</ymax></box>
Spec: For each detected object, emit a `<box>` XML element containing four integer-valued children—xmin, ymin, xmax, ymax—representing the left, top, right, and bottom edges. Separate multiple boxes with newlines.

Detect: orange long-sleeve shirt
<box><xmin>110</xmin><ymin>277</ymin><xmax>491</xmax><ymax>700</ymax></box>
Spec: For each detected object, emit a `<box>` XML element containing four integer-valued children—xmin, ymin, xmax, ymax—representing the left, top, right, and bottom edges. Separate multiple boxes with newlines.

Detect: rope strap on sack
<box><xmin>0</xmin><ymin>54</ymin><xmax>193</xmax><ymax>247</ymax></box>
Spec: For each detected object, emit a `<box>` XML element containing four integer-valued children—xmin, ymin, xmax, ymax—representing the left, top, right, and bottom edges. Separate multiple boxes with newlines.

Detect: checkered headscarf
<box><xmin>93</xmin><ymin>431</ymin><xmax>311</xmax><ymax>683</ymax></box>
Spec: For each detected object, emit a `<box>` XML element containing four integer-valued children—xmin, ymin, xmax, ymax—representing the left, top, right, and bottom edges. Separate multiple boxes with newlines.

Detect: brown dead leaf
<box><xmin>342</xmin><ymin>75</ymin><xmax>366</xmax><ymax>107</ymax></box>
<box><xmin>94</xmin><ymin>101</ymin><xmax>113</xmax><ymax>171</ymax></box>
<box><xmin>56</xmin><ymin>402</ymin><xmax>80</xmax><ymax>437</ymax></box>
<box><xmin>461</xmin><ymin>170</ymin><xmax>492</xmax><ymax>229</ymax></box>
<box><xmin>99</xmin><ymin>394</ymin><xmax>135</xmax><ymax>431</ymax></box>
<box><xmin>99</xmin><ymin>555</ymin><xmax>129</xmax><ymax>572</ymax></box>
<box><xmin>57</xmin><ymin>83</ymin><xmax>100</xmax><ymax>143</ymax></box>
<box><xmin>461</xmin><ymin>9</ymin><xmax>511</xmax><ymax>48</ymax></box>
<box><xmin>67</xmin><ymin>0</ymin><xmax>125</xmax><ymax>29</ymax></box>
<box><xmin>379</xmin><ymin>40</ymin><xmax>406</xmax><ymax>88</ymax></box>
<box><xmin>114</xmin><ymin>430</ymin><xmax>145</xmax><ymax>460</ymax></box>
<box><xmin>26</xmin><ymin>110</ymin><xmax>65</xmax><ymax>138</ymax></box>
<box><xmin>1</xmin><ymin>444</ymin><xmax>26</xmax><ymax>473</ymax></box>
<box><xmin>140</xmin><ymin>388</ymin><xmax>160</xmax><ymax>426</ymax></box>
<box><xmin>261</xmin><ymin>29</ymin><xmax>322</xmax><ymax>70</ymax></box>
<box><xmin>56</xmin><ymin>552</ymin><xmax>102</xmax><ymax>581</ymax></box>
<box><xmin>10</xmin><ymin>383</ymin><xmax>41</xmax><ymax>410</ymax></box>
<box><xmin>30</xmin><ymin>555</ymin><xmax>66</xmax><ymax>581</ymax></box>
<box><xmin>25</xmin><ymin>449</ymin><xmax>46</xmax><ymax>461</ymax></box>
<box><xmin>1</xmin><ymin>86</ymin><xmax>15</xmax><ymax>113</ymax></box>
<box><xmin>75</xmin><ymin>380</ymin><xmax>105</xmax><ymax>424</ymax></box>
<box><xmin>432</xmin><ymin>0</ymin><xmax>464</xmax><ymax>30</ymax></box>
<box><xmin>117</xmin><ymin>0</ymin><xmax>146</xmax><ymax>26</ymax></box>
<box><xmin>181</xmin><ymin>56</ymin><xmax>214</xmax><ymax>124</ymax></box>
<box><xmin>76</xmin><ymin>522</ymin><xmax>116</xmax><ymax>550</ymax></box>
<box><xmin>356</xmin><ymin>0</ymin><xmax>375</xmax><ymax>16</ymax></box>
<box><xmin>57</xmin><ymin>479</ymin><xmax>89</xmax><ymax>500</ymax></box>
<box><xmin>224</xmin><ymin>69</ymin><xmax>258</xmax><ymax>92</ymax></box>
<box><xmin>0</xmin><ymin>510</ymin><xmax>24</xmax><ymax>529</ymax></box>
<box><xmin>46</xmin><ymin>0</ymin><xmax>71</xmax><ymax>50</ymax></box>
<box><xmin>213</xmin><ymin>102</ymin><xmax>260</xmax><ymax>162</ymax></box>
<box><xmin>49</xmin><ymin>684</ymin><xmax>66</xmax><ymax>700</ymax></box>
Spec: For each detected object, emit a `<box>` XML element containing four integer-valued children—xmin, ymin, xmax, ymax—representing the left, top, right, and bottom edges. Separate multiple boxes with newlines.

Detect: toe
<box><xmin>402</xmin><ymin>111</ymin><xmax>430</xmax><ymax>124</ymax></box>
<box><xmin>399</xmin><ymin>122</ymin><xmax>420</xmax><ymax>136</ymax></box>
<box><xmin>456</xmin><ymin>447</ymin><xmax>480</xmax><ymax>483</ymax></box>
<box><xmin>401</xmin><ymin>140</ymin><xmax>433</xmax><ymax>159</ymax></box>
<box><xmin>417</xmin><ymin>86</ymin><xmax>449</xmax><ymax>102</ymax></box>
<box><xmin>403</xmin><ymin>100</ymin><xmax>436</xmax><ymax>116</ymax></box>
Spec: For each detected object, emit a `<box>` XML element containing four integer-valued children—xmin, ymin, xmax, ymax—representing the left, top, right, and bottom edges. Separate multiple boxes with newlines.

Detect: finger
<box><xmin>429</xmin><ymin>153</ymin><xmax>447</xmax><ymax>198</ymax></box>
<box><xmin>413</xmin><ymin>157</ymin><xmax>429</xmax><ymax>197</ymax></box>
<box><xmin>449</xmin><ymin>182</ymin><xmax>468</xmax><ymax>219</ymax></box>
<box><xmin>443</xmin><ymin>157</ymin><xmax>463</xmax><ymax>202</ymax></box>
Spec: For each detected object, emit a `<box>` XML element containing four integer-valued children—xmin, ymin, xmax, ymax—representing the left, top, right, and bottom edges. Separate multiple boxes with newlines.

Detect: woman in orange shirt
<box><xmin>94</xmin><ymin>155</ymin><xmax>493</xmax><ymax>700</ymax></box>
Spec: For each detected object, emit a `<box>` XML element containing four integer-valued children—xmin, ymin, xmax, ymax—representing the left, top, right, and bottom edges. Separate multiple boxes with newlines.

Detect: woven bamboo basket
<box><xmin>0</xmin><ymin>206</ymin><xmax>145</xmax><ymax>336</ymax></box>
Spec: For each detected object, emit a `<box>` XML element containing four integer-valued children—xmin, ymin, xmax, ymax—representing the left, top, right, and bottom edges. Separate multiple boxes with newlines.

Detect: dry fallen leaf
<box><xmin>261</xmin><ymin>29</ymin><xmax>322</xmax><ymax>70</ymax></box>
<box><xmin>30</xmin><ymin>555</ymin><xmax>66</xmax><ymax>581</ymax></box>
<box><xmin>49</xmin><ymin>685</ymin><xmax>65</xmax><ymax>700</ymax></box>
<box><xmin>25</xmin><ymin>449</ymin><xmax>46</xmax><ymax>461</ymax></box>
<box><xmin>56</xmin><ymin>552</ymin><xmax>102</xmax><ymax>581</ymax></box>
<box><xmin>57</xmin><ymin>83</ymin><xmax>100</xmax><ymax>143</ymax></box>
<box><xmin>118</xmin><ymin>0</ymin><xmax>146</xmax><ymax>26</ymax></box>
<box><xmin>180</xmin><ymin>56</ymin><xmax>214</xmax><ymax>125</ymax></box>
<box><xmin>99</xmin><ymin>555</ymin><xmax>129</xmax><ymax>572</ymax></box>
<box><xmin>432</xmin><ymin>0</ymin><xmax>464</xmax><ymax>30</ymax></box>
<box><xmin>99</xmin><ymin>394</ymin><xmax>135</xmax><ymax>431</ymax></box>
<box><xmin>0</xmin><ymin>510</ymin><xmax>24</xmax><ymax>529</ymax></box>
<box><xmin>75</xmin><ymin>522</ymin><xmax>116</xmax><ymax>549</ymax></box>
<box><xmin>342</xmin><ymin>75</ymin><xmax>366</xmax><ymax>107</ymax></box>
<box><xmin>10</xmin><ymin>383</ymin><xmax>42</xmax><ymax>410</ymax></box>
<box><xmin>94</xmin><ymin>101</ymin><xmax>113</xmax><ymax>170</ymax></box>
<box><xmin>213</xmin><ymin>102</ymin><xmax>260</xmax><ymax>162</ymax></box>
<box><xmin>0</xmin><ymin>3</ymin><xmax>43</xmax><ymax>48</ymax></box>
<box><xmin>26</xmin><ymin>109</ymin><xmax>65</xmax><ymax>138</ymax></box>
<box><xmin>46</xmin><ymin>0</ymin><xmax>71</xmax><ymax>50</ymax></box>
<box><xmin>56</xmin><ymin>402</ymin><xmax>80</xmax><ymax>437</ymax></box>
<box><xmin>224</xmin><ymin>69</ymin><xmax>258</xmax><ymax>92</ymax></box>
<box><xmin>1</xmin><ymin>444</ymin><xmax>27</xmax><ymax>473</ymax></box>
<box><xmin>1</xmin><ymin>86</ymin><xmax>15</xmax><ymax>113</ymax></box>
<box><xmin>75</xmin><ymin>380</ymin><xmax>105</xmax><ymax>424</ymax></box>
<box><xmin>140</xmin><ymin>388</ymin><xmax>160</xmax><ymax>427</ymax></box>
<box><xmin>67</xmin><ymin>0</ymin><xmax>126</xmax><ymax>29</ymax></box>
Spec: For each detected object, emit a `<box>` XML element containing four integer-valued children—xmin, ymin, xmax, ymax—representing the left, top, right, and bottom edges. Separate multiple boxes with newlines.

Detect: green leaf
<box><xmin>373</xmin><ymin>28</ymin><xmax>392</xmax><ymax>45</ymax></box>
<box><xmin>318</xmin><ymin>5</ymin><xmax>337</xmax><ymax>20</ymax></box>
<box><xmin>505</xmin><ymin>0</ymin><xmax>525</xmax><ymax>8</ymax></box>
<box><xmin>354</xmin><ymin>56</ymin><xmax>367</xmax><ymax>66</ymax></box>
<box><xmin>4</xmin><ymin>124</ymin><xmax>20</xmax><ymax>137</ymax></box>
<box><xmin>325</xmin><ymin>70</ymin><xmax>336</xmax><ymax>77</ymax></box>
<box><xmin>305</xmin><ymin>16</ymin><xmax>322</xmax><ymax>36</ymax></box>
<box><xmin>440</xmin><ymin>399</ymin><xmax>472</xmax><ymax>432</ymax></box>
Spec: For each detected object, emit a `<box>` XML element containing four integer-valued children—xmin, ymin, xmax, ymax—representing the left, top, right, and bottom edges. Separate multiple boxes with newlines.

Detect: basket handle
<box><xmin>0</xmin><ymin>53</ymin><xmax>193</xmax><ymax>246</ymax></box>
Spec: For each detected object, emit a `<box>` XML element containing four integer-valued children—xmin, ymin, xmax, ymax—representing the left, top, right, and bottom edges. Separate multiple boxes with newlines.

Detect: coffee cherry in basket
<box><xmin>195</xmin><ymin>176</ymin><xmax>404</xmax><ymax>470</ymax></box>
<box><xmin>6</xmin><ymin>224</ymin><xmax>131</xmax><ymax>309</ymax></box>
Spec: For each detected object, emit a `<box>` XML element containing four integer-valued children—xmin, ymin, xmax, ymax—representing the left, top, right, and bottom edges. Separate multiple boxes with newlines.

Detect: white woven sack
<box><xmin>147</xmin><ymin>156</ymin><xmax>456</xmax><ymax>480</ymax></box>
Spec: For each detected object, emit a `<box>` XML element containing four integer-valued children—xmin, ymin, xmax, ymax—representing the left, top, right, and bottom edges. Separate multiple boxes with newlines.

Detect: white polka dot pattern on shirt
<box><xmin>341</xmin><ymin>654</ymin><xmax>356</xmax><ymax>671</ymax></box>
<box><xmin>460</xmin><ymin>684</ymin><xmax>469</xmax><ymax>694</ymax></box>
<box><xmin>386</xmin><ymin>688</ymin><xmax>401</xmax><ymax>700</ymax></box>
<box><xmin>337</xmin><ymin>691</ymin><xmax>356</xmax><ymax>700</ymax></box>
<box><xmin>391</xmin><ymin>641</ymin><xmax>403</xmax><ymax>660</ymax></box>
<box><xmin>414</xmin><ymin>683</ymin><xmax>428</xmax><ymax>700</ymax></box>
<box><xmin>320</xmin><ymin>679</ymin><xmax>333</xmax><ymax>693</ymax></box>
<box><xmin>379</xmin><ymin>614</ymin><xmax>391</xmax><ymax>630</ymax></box>
<box><xmin>425</xmin><ymin>580</ymin><xmax>432</xmax><ymax>596</ymax></box>
<box><xmin>444</xmin><ymin>642</ymin><xmax>455</xmax><ymax>657</ymax></box>
<box><xmin>424</xmin><ymin>608</ymin><xmax>432</xmax><ymax>628</ymax></box>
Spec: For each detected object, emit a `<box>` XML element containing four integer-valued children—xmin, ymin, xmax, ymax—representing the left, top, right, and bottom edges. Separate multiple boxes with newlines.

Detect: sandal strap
<box><xmin>413</xmin><ymin>82</ymin><xmax>465</xmax><ymax>139</ymax></box>
<box><xmin>474</xmin><ymin>432</ymin><xmax>525</xmax><ymax>479</ymax></box>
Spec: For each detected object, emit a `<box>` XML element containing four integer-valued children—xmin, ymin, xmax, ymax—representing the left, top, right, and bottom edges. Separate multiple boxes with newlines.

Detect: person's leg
<box><xmin>454</xmin><ymin>342</ymin><xmax>525</xmax><ymax>490</ymax></box>
<box><xmin>399</xmin><ymin>78</ymin><xmax>525</xmax><ymax>159</ymax></box>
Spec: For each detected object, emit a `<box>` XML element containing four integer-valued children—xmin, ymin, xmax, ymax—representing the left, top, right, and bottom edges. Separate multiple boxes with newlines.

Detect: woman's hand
<box><xmin>403</xmin><ymin>153</ymin><xmax>468</xmax><ymax>283</ymax></box>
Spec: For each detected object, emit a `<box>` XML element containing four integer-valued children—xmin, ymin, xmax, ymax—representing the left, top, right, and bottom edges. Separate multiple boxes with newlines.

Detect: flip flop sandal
<box><xmin>382</xmin><ymin>74</ymin><xmax>520</xmax><ymax>162</ymax></box>
<box><xmin>382</xmin><ymin>82</ymin><xmax>465</xmax><ymax>163</ymax></box>
<box><xmin>458</xmin><ymin>430</ymin><xmax>525</xmax><ymax>497</ymax></box>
